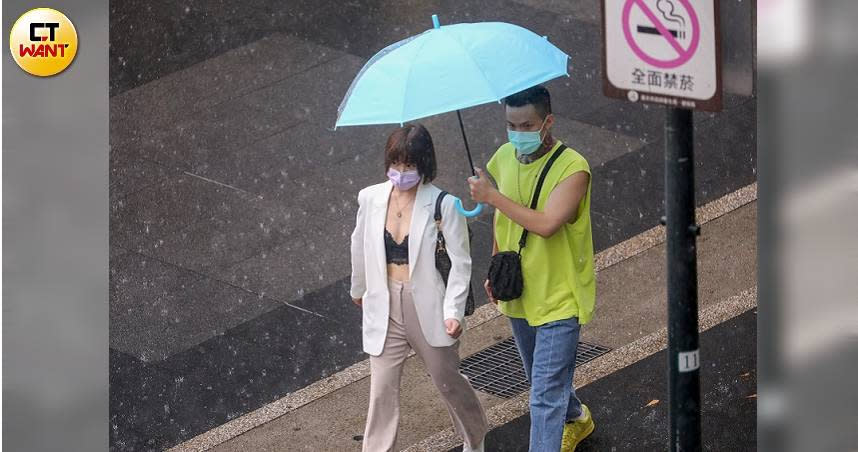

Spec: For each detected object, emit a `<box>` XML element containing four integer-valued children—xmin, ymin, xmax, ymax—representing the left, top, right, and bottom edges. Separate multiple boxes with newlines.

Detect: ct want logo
<box><xmin>9</xmin><ymin>8</ymin><xmax>78</xmax><ymax>77</ymax></box>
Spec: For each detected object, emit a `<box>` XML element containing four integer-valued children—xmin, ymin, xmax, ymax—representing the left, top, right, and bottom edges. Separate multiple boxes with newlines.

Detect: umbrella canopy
<box><xmin>334</xmin><ymin>15</ymin><xmax>570</xmax><ymax>216</ymax></box>
<box><xmin>335</xmin><ymin>19</ymin><xmax>570</xmax><ymax>127</ymax></box>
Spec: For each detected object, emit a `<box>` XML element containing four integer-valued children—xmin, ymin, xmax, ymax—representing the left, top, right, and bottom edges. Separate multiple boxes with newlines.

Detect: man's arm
<box><xmin>471</xmin><ymin>168</ymin><xmax>589</xmax><ymax>238</ymax></box>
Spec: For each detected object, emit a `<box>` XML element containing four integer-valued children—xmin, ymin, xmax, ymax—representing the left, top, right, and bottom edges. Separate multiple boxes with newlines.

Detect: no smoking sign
<box><xmin>602</xmin><ymin>0</ymin><xmax>722</xmax><ymax>111</ymax></box>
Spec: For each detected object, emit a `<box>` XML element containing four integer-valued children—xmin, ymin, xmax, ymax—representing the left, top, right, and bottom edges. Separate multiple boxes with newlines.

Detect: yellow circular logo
<box><xmin>9</xmin><ymin>8</ymin><xmax>78</xmax><ymax>77</ymax></box>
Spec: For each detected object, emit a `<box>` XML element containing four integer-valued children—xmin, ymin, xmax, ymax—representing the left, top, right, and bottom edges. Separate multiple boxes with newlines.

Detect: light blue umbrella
<box><xmin>335</xmin><ymin>14</ymin><xmax>570</xmax><ymax>216</ymax></box>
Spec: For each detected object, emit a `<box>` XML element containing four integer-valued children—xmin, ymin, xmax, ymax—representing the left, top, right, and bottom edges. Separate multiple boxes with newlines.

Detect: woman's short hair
<box><xmin>384</xmin><ymin>123</ymin><xmax>437</xmax><ymax>183</ymax></box>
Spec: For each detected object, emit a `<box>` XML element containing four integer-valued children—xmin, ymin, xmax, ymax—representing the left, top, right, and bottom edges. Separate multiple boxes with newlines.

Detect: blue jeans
<box><xmin>509</xmin><ymin>316</ymin><xmax>583</xmax><ymax>452</ymax></box>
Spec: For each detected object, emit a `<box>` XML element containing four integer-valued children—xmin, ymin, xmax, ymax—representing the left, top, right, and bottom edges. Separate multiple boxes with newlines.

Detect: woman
<box><xmin>350</xmin><ymin>124</ymin><xmax>488</xmax><ymax>452</ymax></box>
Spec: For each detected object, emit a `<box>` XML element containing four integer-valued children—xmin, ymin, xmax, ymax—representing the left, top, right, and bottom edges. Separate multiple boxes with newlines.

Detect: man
<box><xmin>468</xmin><ymin>85</ymin><xmax>596</xmax><ymax>452</ymax></box>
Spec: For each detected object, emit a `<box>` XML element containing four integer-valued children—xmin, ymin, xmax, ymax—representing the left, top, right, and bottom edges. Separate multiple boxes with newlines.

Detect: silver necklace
<box><xmin>391</xmin><ymin>190</ymin><xmax>414</xmax><ymax>218</ymax></box>
<box><xmin>517</xmin><ymin>154</ymin><xmax>550</xmax><ymax>206</ymax></box>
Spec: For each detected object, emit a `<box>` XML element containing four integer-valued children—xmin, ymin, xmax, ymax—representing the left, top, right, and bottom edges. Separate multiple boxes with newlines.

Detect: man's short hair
<box><xmin>502</xmin><ymin>85</ymin><xmax>552</xmax><ymax>119</ymax></box>
<box><xmin>384</xmin><ymin>123</ymin><xmax>437</xmax><ymax>183</ymax></box>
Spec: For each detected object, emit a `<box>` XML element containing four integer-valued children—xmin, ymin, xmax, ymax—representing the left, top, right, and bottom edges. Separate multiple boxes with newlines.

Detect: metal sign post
<box><xmin>602</xmin><ymin>1</ymin><xmax>722</xmax><ymax>450</ymax></box>
<box><xmin>664</xmin><ymin>105</ymin><xmax>702</xmax><ymax>452</ymax></box>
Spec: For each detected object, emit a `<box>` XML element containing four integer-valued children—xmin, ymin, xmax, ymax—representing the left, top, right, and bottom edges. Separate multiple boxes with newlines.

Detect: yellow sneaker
<box><xmin>561</xmin><ymin>404</ymin><xmax>594</xmax><ymax>452</ymax></box>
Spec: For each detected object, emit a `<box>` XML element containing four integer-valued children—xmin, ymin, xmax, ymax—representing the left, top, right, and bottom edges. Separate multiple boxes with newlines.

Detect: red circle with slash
<box><xmin>622</xmin><ymin>0</ymin><xmax>700</xmax><ymax>69</ymax></box>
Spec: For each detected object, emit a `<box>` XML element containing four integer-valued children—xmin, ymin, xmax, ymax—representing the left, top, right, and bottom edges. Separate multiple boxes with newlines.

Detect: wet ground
<box><xmin>448</xmin><ymin>309</ymin><xmax>757</xmax><ymax>451</ymax></box>
<box><xmin>109</xmin><ymin>0</ymin><xmax>756</xmax><ymax>450</ymax></box>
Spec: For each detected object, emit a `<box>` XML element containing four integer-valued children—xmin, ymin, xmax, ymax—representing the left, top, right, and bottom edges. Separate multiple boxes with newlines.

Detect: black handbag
<box><xmin>434</xmin><ymin>191</ymin><xmax>476</xmax><ymax>316</ymax></box>
<box><xmin>487</xmin><ymin>144</ymin><xmax>568</xmax><ymax>301</ymax></box>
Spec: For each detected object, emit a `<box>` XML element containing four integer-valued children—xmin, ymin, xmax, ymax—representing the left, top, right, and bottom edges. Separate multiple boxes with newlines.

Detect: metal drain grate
<box><xmin>459</xmin><ymin>337</ymin><xmax>612</xmax><ymax>399</ymax></box>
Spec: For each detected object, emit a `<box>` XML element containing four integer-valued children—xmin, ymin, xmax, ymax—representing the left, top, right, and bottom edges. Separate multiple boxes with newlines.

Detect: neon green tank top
<box><xmin>486</xmin><ymin>140</ymin><xmax>596</xmax><ymax>326</ymax></box>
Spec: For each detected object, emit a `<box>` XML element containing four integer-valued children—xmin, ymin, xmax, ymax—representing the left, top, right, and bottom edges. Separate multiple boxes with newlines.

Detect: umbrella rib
<box><xmin>337</xmin><ymin>33</ymin><xmax>421</xmax><ymax>126</ymax></box>
<box><xmin>442</xmin><ymin>29</ymin><xmax>501</xmax><ymax>102</ymax></box>
<box><xmin>400</xmin><ymin>34</ymin><xmax>434</xmax><ymax>124</ymax></box>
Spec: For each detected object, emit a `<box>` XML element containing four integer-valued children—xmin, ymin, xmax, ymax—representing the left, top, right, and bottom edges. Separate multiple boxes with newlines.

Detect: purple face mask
<box><xmin>387</xmin><ymin>168</ymin><xmax>421</xmax><ymax>190</ymax></box>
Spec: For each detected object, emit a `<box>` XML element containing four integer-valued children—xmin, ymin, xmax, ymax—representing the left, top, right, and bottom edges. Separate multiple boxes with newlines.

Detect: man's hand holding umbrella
<box><xmin>467</xmin><ymin>168</ymin><xmax>498</xmax><ymax>205</ymax></box>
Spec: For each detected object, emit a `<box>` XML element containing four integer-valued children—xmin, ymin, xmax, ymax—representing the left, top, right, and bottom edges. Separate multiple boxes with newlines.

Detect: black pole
<box><xmin>664</xmin><ymin>106</ymin><xmax>702</xmax><ymax>452</ymax></box>
<box><xmin>455</xmin><ymin>109</ymin><xmax>477</xmax><ymax>176</ymax></box>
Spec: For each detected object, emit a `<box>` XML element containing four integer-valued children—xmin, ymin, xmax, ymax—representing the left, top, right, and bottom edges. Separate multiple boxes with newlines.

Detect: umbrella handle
<box><xmin>454</xmin><ymin>198</ymin><xmax>484</xmax><ymax>217</ymax></box>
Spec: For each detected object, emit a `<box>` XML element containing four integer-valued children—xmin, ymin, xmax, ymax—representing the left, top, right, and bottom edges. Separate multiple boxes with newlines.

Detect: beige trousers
<box><xmin>362</xmin><ymin>278</ymin><xmax>488</xmax><ymax>452</ymax></box>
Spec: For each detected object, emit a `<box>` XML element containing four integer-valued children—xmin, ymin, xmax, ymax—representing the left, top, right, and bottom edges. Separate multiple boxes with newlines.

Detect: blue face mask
<box><xmin>507</xmin><ymin>117</ymin><xmax>548</xmax><ymax>155</ymax></box>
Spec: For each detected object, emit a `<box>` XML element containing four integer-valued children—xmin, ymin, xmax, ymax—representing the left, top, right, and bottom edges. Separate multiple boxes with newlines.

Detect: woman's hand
<box><xmin>484</xmin><ymin>279</ymin><xmax>497</xmax><ymax>305</ymax></box>
<box><xmin>352</xmin><ymin>297</ymin><xmax>363</xmax><ymax>307</ymax></box>
<box><xmin>445</xmin><ymin>319</ymin><xmax>462</xmax><ymax>338</ymax></box>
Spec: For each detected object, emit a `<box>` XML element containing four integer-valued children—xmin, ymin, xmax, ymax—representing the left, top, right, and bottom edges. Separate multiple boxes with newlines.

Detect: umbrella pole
<box><xmin>452</xmin><ymin>109</ymin><xmax>485</xmax><ymax>218</ymax></box>
<box><xmin>455</xmin><ymin>110</ymin><xmax>477</xmax><ymax>177</ymax></box>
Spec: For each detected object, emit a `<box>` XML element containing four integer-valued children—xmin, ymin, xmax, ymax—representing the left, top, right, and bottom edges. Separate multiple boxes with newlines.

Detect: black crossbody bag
<box><xmin>487</xmin><ymin>144</ymin><xmax>567</xmax><ymax>301</ymax></box>
<box><xmin>434</xmin><ymin>191</ymin><xmax>476</xmax><ymax>316</ymax></box>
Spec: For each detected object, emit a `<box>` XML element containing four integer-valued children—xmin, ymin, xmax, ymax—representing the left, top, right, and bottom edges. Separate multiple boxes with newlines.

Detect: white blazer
<box><xmin>350</xmin><ymin>180</ymin><xmax>472</xmax><ymax>356</ymax></box>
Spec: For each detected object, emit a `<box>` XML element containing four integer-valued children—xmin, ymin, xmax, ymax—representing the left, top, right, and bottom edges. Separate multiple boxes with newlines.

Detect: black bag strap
<box><xmin>518</xmin><ymin>144</ymin><xmax>568</xmax><ymax>251</ymax></box>
<box><xmin>435</xmin><ymin>191</ymin><xmax>448</xmax><ymax>224</ymax></box>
